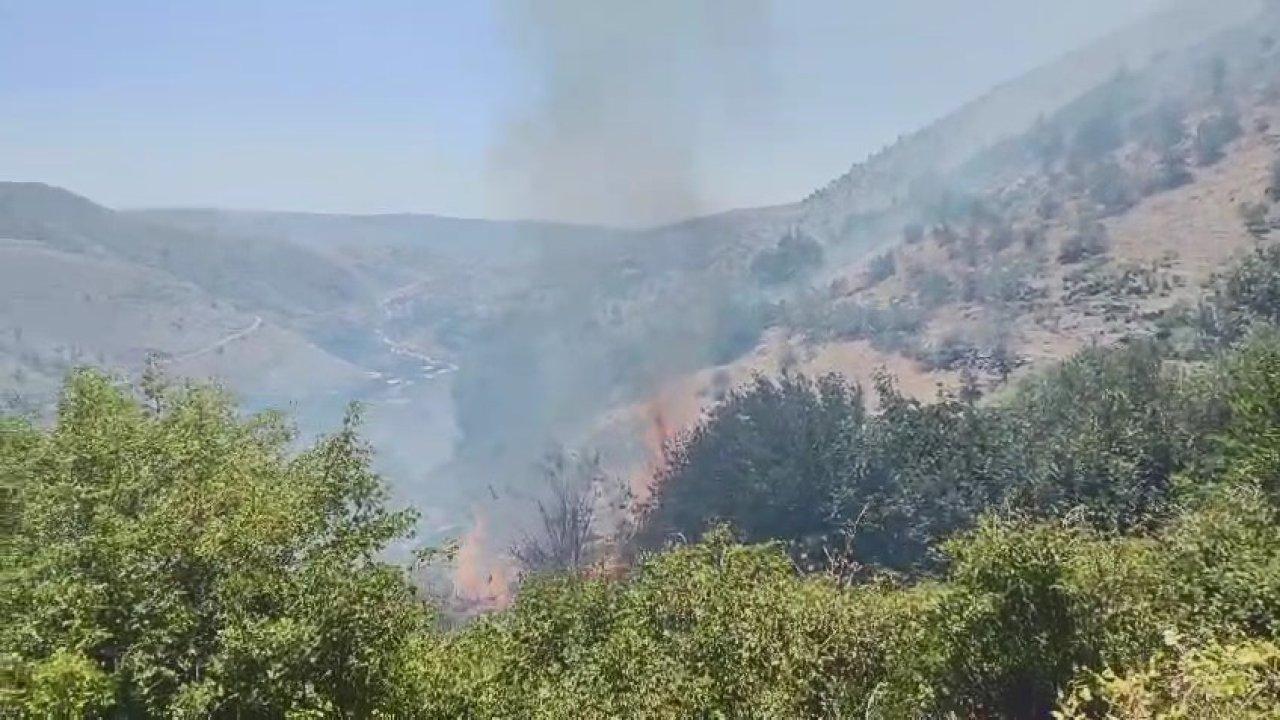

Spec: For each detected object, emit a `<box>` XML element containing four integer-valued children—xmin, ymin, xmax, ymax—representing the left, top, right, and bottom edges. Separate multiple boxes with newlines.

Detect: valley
<box><xmin>12</xmin><ymin>1</ymin><xmax>1280</xmax><ymax>716</ymax></box>
<box><xmin>4</xmin><ymin>0</ymin><xmax>1280</xmax><ymax>605</ymax></box>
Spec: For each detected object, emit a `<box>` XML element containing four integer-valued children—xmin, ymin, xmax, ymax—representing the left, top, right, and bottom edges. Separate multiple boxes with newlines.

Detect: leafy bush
<box><xmin>1002</xmin><ymin>341</ymin><xmax>1197</xmax><ymax>531</ymax></box>
<box><xmin>408</xmin><ymin>528</ymin><xmax>941</xmax><ymax>718</ymax></box>
<box><xmin>1058</xmin><ymin>486</ymin><xmax>1280</xmax><ymax>718</ymax></box>
<box><xmin>1241</xmin><ymin>201</ymin><xmax>1270</xmax><ymax>237</ymax></box>
<box><xmin>1026</xmin><ymin>117</ymin><xmax>1066</xmax><ymax>166</ymax></box>
<box><xmin>1194</xmin><ymin>109</ymin><xmax>1243</xmax><ymax>166</ymax></box>
<box><xmin>0</xmin><ymin>372</ymin><xmax>432</xmax><ymax>718</ymax></box>
<box><xmin>1192</xmin><ymin>245</ymin><xmax>1280</xmax><ymax>346</ymax></box>
<box><xmin>750</xmin><ymin>229</ymin><xmax>824</xmax><ymax>285</ymax></box>
<box><xmin>1088</xmin><ymin>160</ymin><xmax>1137</xmax><ymax>214</ymax></box>
<box><xmin>1059</xmin><ymin>223</ymin><xmax>1110</xmax><ymax>264</ymax></box>
<box><xmin>412</xmin><ymin>483</ymin><xmax>1280</xmax><ymax>719</ymax></box>
<box><xmin>637</xmin><ymin>373</ymin><xmax>865</xmax><ymax>553</ymax></box>
<box><xmin>1151</xmin><ymin>149</ymin><xmax>1193</xmax><ymax>192</ymax></box>
<box><xmin>865</xmin><ymin>250</ymin><xmax>896</xmax><ymax>285</ymax></box>
<box><xmin>909</xmin><ymin>269</ymin><xmax>955</xmax><ymax>308</ymax></box>
<box><xmin>1072</xmin><ymin>111</ymin><xmax>1126</xmax><ymax>162</ymax></box>
<box><xmin>1141</xmin><ymin>97</ymin><xmax>1188</xmax><ymax>151</ymax></box>
<box><xmin>639</xmin><ymin>334</ymin><xmax>1214</xmax><ymax>574</ymax></box>
<box><xmin>1058</xmin><ymin>639</ymin><xmax>1280</xmax><ymax>719</ymax></box>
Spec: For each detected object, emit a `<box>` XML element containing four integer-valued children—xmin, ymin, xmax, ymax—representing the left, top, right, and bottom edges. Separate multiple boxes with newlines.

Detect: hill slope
<box><xmin>0</xmin><ymin>185</ymin><xmax>369</xmax><ymax>411</ymax></box>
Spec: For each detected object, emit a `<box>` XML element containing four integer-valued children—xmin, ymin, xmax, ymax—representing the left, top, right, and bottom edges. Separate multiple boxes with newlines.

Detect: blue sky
<box><xmin>0</xmin><ymin>1</ymin><xmax>1161</xmax><ymax>223</ymax></box>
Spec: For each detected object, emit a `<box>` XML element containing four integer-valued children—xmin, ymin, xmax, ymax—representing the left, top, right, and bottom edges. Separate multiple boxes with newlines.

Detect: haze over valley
<box><xmin>16</xmin><ymin>1</ymin><xmax>1280</xmax><ymax>715</ymax></box>
<box><xmin>4</xmin><ymin>0</ymin><xmax>1277</xmax><ymax>597</ymax></box>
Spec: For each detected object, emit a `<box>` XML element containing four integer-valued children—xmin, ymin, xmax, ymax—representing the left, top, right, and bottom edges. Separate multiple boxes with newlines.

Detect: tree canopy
<box><xmin>1</xmin><ymin>372</ymin><xmax>432</xmax><ymax>717</ymax></box>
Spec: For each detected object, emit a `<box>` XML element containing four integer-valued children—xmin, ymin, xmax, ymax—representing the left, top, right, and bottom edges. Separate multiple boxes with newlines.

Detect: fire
<box><xmin>452</xmin><ymin>507</ymin><xmax>513</xmax><ymax>610</ymax></box>
<box><xmin>631</xmin><ymin>378</ymin><xmax>707</xmax><ymax>505</ymax></box>
<box><xmin>636</xmin><ymin>403</ymin><xmax>669</xmax><ymax>500</ymax></box>
<box><xmin>449</xmin><ymin>373</ymin><xmax>723</xmax><ymax>611</ymax></box>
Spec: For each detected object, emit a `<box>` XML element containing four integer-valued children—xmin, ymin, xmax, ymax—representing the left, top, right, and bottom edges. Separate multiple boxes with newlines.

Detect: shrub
<box><xmin>636</xmin><ymin>372</ymin><xmax>865</xmax><ymax>553</ymax></box>
<box><xmin>1142</xmin><ymin>97</ymin><xmax>1188</xmax><ymax>151</ymax></box>
<box><xmin>751</xmin><ymin>229</ymin><xmax>824</xmax><ymax>285</ymax></box>
<box><xmin>1151</xmin><ymin>149</ymin><xmax>1193</xmax><ymax>192</ymax></box>
<box><xmin>1087</xmin><ymin>161</ymin><xmax>1137</xmax><ymax>214</ymax></box>
<box><xmin>410</xmin><ymin>529</ymin><xmax>941</xmax><ymax>718</ymax></box>
<box><xmin>921</xmin><ymin>333</ymin><xmax>978</xmax><ymax>371</ymax></box>
<box><xmin>1241</xmin><ymin>201</ymin><xmax>1270</xmax><ymax>237</ymax></box>
<box><xmin>1194</xmin><ymin>109</ymin><xmax>1243</xmax><ymax>166</ymax></box>
<box><xmin>417</xmin><ymin>482</ymin><xmax>1280</xmax><ymax>719</ymax></box>
<box><xmin>1026</xmin><ymin>117</ymin><xmax>1066</xmax><ymax>166</ymax></box>
<box><xmin>1002</xmin><ymin>341</ymin><xmax>1196</xmax><ymax>531</ymax></box>
<box><xmin>783</xmin><ymin>294</ymin><xmax>926</xmax><ymax>352</ymax></box>
<box><xmin>865</xmin><ymin>250</ymin><xmax>896</xmax><ymax>286</ymax></box>
<box><xmin>1058</xmin><ymin>639</ymin><xmax>1280</xmax><ymax>719</ymax></box>
<box><xmin>3</xmin><ymin>650</ymin><xmax>115</xmax><ymax>719</ymax></box>
<box><xmin>1199</xmin><ymin>245</ymin><xmax>1280</xmax><ymax>344</ymax></box>
<box><xmin>1059</xmin><ymin>223</ymin><xmax>1110</xmax><ymax>264</ymax></box>
<box><xmin>0</xmin><ymin>372</ymin><xmax>432</xmax><ymax>718</ymax></box>
<box><xmin>962</xmin><ymin>261</ymin><xmax>1041</xmax><ymax>305</ymax></box>
<box><xmin>910</xmin><ymin>269</ymin><xmax>955</xmax><ymax>308</ymax></box>
<box><xmin>1072</xmin><ymin>111</ymin><xmax>1126</xmax><ymax>162</ymax></box>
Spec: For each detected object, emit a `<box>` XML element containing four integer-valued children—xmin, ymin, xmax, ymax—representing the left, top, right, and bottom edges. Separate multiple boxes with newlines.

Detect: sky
<box><xmin>0</xmin><ymin>0</ymin><xmax>1163</xmax><ymax>225</ymax></box>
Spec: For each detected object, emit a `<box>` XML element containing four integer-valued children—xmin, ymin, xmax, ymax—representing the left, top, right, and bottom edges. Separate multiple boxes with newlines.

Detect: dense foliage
<box><xmin>750</xmin><ymin>229</ymin><xmax>825</xmax><ymax>286</ymax></box>
<box><xmin>1</xmin><ymin>374</ymin><xmax>432</xmax><ymax>717</ymax></box>
<box><xmin>425</xmin><ymin>329</ymin><xmax>1280</xmax><ymax>718</ymax></box>
<box><xmin>413</xmin><ymin>485</ymin><xmax>1280</xmax><ymax>718</ymax></box>
<box><xmin>639</xmin><ymin>337</ymin><xmax>1207</xmax><ymax>573</ymax></box>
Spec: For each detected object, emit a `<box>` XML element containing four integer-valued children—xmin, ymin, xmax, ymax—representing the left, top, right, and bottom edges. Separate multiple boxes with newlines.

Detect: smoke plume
<box><xmin>488</xmin><ymin>0</ymin><xmax>773</xmax><ymax>228</ymax></box>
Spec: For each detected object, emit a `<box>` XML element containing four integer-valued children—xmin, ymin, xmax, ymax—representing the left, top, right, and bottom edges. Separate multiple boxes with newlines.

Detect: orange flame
<box><xmin>631</xmin><ymin>378</ymin><xmax>707</xmax><ymax>506</ymax></box>
<box><xmin>452</xmin><ymin>507</ymin><xmax>513</xmax><ymax>610</ymax></box>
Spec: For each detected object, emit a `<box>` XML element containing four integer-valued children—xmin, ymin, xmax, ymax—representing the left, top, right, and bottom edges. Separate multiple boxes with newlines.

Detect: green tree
<box><xmin>637</xmin><ymin>372</ymin><xmax>864</xmax><ymax>556</ymax></box>
<box><xmin>1</xmin><ymin>372</ymin><xmax>432</xmax><ymax>718</ymax></box>
<box><xmin>750</xmin><ymin>229</ymin><xmax>825</xmax><ymax>286</ymax></box>
<box><xmin>1194</xmin><ymin>109</ymin><xmax>1243</xmax><ymax>166</ymax></box>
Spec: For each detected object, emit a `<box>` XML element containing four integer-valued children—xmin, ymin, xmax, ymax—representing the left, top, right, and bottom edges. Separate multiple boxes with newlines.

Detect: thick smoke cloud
<box><xmin>436</xmin><ymin>2</ymin><xmax>777</xmax><ymax>601</ymax></box>
<box><xmin>488</xmin><ymin>0</ymin><xmax>773</xmax><ymax>228</ymax></box>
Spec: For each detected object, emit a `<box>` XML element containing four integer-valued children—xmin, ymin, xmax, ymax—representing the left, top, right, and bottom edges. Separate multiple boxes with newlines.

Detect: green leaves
<box><xmin>411</xmin><ymin>485</ymin><xmax>1280</xmax><ymax>718</ymax></box>
<box><xmin>6</xmin><ymin>650</ymin><xmax>115</xmax><ymax>719</ymax></box>
<box><xmin>1</xmin><ymin>372</ymin><xmax>431</xmax><ymax>718</ymax></box>
<box><xmin>641</xmin><ymin>339</ymin><xmax>1201</xmax><ymax>574</ymax></box>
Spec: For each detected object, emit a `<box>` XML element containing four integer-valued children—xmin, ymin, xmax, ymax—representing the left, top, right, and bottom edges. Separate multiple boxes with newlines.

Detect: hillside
<box><xmin>686</xmin><ymin>0</ymin><xmax>1280</xmax><ymax>409</ymax></box>
<box><xmin>0</xmin><ymin>185</ymin><xmax>370</xmax><ymax>414</ymax></box>
<box><xmin>0</xmin><ymin>183</ymin><xmax>368</xmax><ymax>319</ymax></box>
<box><xmin>0</xmin><ymin>238</ymin><xmax>249</xmax><ymax>403</ymax></box>
<box><xmin>6</xmin><ymin>0</ymin><xmax>1280</xmax><ymax>610</ymax></box>
<box><xmin>802</xmin><ymin>0</ymin><xmax>1266</xmax><ymax>231</ymax></box>
<box><xmin>13</xmin><ymin>3</ymin><xmax>1280</xmax><ymax>716</ymax></box>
